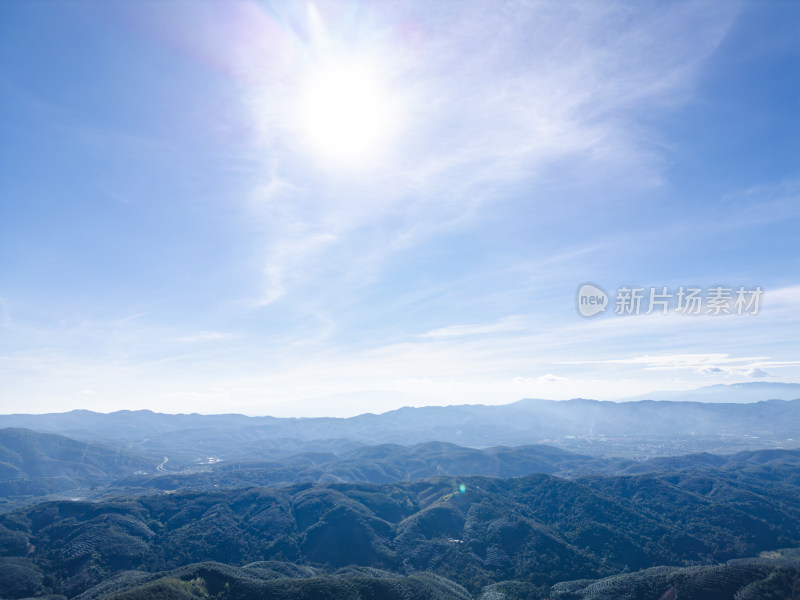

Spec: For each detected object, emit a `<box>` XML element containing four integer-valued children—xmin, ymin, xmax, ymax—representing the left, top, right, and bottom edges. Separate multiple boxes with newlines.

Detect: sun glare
<box><xmin>301</xmin><ymin>61</ymin><xmax>396</xmax><ymax>166</ymax></box>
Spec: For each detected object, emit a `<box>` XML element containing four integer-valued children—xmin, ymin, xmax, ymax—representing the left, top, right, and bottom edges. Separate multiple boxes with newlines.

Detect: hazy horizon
<box><xmin>1</xmin><ymin>381</ymin><xmax>798</xmax><ymax>419</ymax></box>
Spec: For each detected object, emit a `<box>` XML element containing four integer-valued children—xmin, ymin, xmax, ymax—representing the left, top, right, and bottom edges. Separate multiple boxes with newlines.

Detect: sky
<box><xmin>1</xmin><ymin>0</ymin><xmax>799</xmax><ymax>417</ymax></box>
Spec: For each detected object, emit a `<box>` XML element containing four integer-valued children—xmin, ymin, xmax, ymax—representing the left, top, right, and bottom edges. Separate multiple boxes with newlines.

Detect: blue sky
<box><xmin>1</xmin><ymin>0</ymin><xmax>799</xmax><ymax>416</ymax></box>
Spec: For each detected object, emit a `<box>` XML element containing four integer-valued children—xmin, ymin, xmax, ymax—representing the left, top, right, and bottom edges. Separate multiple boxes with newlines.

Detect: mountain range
<box><xmin>2</xmin><ymin>456</ymin><xmax>799</xmax><ymax>599</ymax></box>
<box><xmin>2</xmin><ymin>384</ymin><xmax>800</xmax><ymax>599</ymax></box>
<box><xmin>1</xmin><ymin>394</ymin><xmax>798</xmax><ymax>464</ymax></box>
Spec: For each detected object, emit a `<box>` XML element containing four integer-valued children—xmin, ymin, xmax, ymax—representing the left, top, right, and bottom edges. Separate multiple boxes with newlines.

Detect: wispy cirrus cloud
<box><xmin>563</xmin><ymin>353</ymin><xmax>800</xmax><ymax>379</ymax></box>
<box><xmin>419</xmin><ymin>316</ymin><xmax>529</xmax><ymax>339</ymax></box>
<box><xmin>563</xmin><ymin>353</ymin><xmax>770</xmax><ymax>369</ymax></box>
<box><xmin>174</xmin><ymin>331</ymin><xmax>237</xmax><ymax>344</ymax></box>
<box><xmin>0</xmin><ymin>297</ymin><xmax>10</xmax><ymax>328</ymax></box>
<box><xmin>218</xmin><ymin>0</ymin><xmax>742</xmax><ymax>305</ymax></box>
<box><xmin>717</xmin><ymin>180</ymin><xmax>800</xmax><ymax>228</ymax></box>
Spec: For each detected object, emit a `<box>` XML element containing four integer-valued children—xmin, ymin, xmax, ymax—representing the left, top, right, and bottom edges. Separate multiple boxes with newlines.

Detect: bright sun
<box><xmin>301</xmin><ymin>60</ymin><xmax>396</xmax><ymax>166</ymax></box>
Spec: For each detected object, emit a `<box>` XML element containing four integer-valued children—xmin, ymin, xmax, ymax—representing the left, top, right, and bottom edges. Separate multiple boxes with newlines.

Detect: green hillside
<box><xmin>1</xmin><ymin>459</ymin><xmax>799</xmax><ymax>599</ymax></box>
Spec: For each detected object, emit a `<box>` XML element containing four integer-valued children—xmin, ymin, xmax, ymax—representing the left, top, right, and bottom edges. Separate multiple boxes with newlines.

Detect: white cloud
<box><xmin>564</xmin><ymin>353</ymin><xmax>800</xmax><ymax>380</ymax></box>
<box><xmin>745</xmin><ymin>368</ymin><xmax>772</xmax><ymax>378</ymax></box>
<box><xmin>761</xmin><ymin>284</ymin><xmax>800</xmax><ymax>315</ymax></box>
<box><xmin>697</xmin><ymin>366</ymin><xmax>725</xmax><ymax>375</ymax></box>
<box><xmin>514</xmin><ymin>374</ymin><xmax>569</xmax><ymax>385</ymax></box>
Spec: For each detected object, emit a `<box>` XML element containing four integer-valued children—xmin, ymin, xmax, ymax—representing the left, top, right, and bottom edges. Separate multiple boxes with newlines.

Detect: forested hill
<box><xmin>2</xmin><ymin>458</ymin><xmax>799</xmax><ymax>599</ymax></box>
<box><xmin>43</xmin><ymin>553</ymin><xmax>800</xmax><ymax>600</ymax></box>
<box><xmin>0</xmin><ymin>428</ymin><xmax>152</xmax><ymax>480</ymax></box>
<box><xmin>4</xmin><ymin>427</ymin><xmax>800</xmax><ymax>510</ymax></box>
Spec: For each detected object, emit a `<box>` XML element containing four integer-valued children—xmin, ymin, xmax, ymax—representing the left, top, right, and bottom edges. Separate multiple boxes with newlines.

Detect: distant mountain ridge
<box><xmin>621</xmin><ymin>381</ymin><xmax>800</xmax><ymax>403</ymax></box>
<box><xmin>1</xmin><ymin>397</ymin><xmax>798</xmax><ymax>459</ymax></box>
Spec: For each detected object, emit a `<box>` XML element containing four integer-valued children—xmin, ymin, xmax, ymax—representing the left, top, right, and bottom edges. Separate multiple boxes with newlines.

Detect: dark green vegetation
<box><xmin>69</xmin><ymin>562</ymin><xmax>474</xmax><ymax>600</ymax></box>
<box><xmin>2</xmin><ymin>456</ymin><xmax>800</xmax><ymax>599</ymax></box>
<box><xmin>542</xmin><ymin>550</ymin><xmax>800</xmax><ymax>600</ymax></box>
<box><xmin>30</xmin><ymin>553</ymin><xmax>800</xmax><ymax>600</ymax></box>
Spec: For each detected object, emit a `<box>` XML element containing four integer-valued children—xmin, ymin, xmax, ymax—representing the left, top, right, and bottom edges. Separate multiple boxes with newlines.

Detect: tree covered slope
<box><xmin>1</xmin><ymin>459</ymin><xmax>799</xmax><ymax>599</ymax></box>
